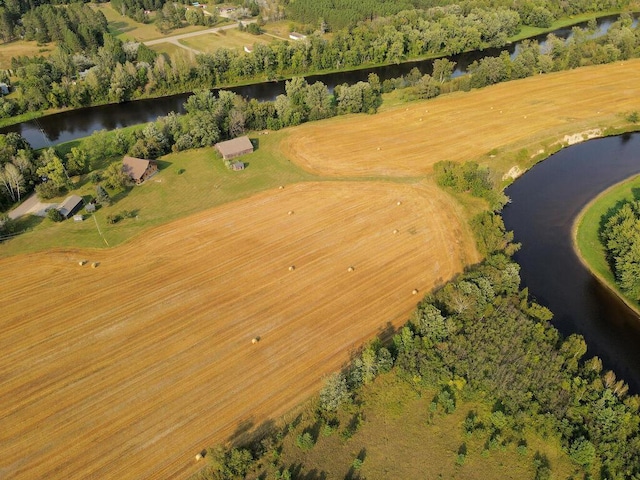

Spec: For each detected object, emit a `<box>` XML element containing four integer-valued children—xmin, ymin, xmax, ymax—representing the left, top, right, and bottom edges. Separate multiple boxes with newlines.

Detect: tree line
<box><xmin>600</xmin><ymin>196</ymin><xmax>640</xmax><ymax>302</ymax></box>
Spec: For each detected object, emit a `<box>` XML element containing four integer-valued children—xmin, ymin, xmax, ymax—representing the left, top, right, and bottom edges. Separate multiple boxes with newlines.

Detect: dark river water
<box><xmin>2</xmin><ymin>14</ymin><xmax>636</xmax><ymax>149</ymax></box>
<box><xmin>502</xmin><ymin>134</ymin><xmax>640</xmax><ymax>393</ymax></box>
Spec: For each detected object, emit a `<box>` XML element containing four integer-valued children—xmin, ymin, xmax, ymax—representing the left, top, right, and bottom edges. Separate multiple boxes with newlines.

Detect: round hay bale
<box><xmin>91</xmin><ymin>262</ymin><xmax>99</xmax><ymax>268</ymax></box>
<box><xmin>278</xmin><ymin>185</ymin><xmax>284</xmax><ymax>189</ymax></box>
<box><xmin>195</xmin><ymin>453</ymin><xmax>203</xmax><ymax>461</ymax></box>
<box><xmin>396</xmin><ymin>201</ymin><xmax>402</xmax><ymax>206</ymax></box>
<box><xmin>347</xmin><ymin>266</ymin><xmax>354</xmax><ymax>272</ymax></box>
<box><xmin>78</xmin><ymin>260</ymin><xmax>87</xmax><ymax>266</ymax></box>
<box><xmin>376</xmin><ymin>147</ymin><xmax>381</xmax><ymax>151</ymax></box>
<box><xmin>252</xmin><ymin>337</ymin><xmax>259</xmax><ymax>344</ymax></box>
<box><xmin>288</xmin><ymin>210</ymin><xmax>294</xmax><ymax>215</ymax></box>
<box><xmin>412</xmin><ymin>289</ymin><xmax>419</xmax><ymax>295</ymax></box>
<box><xmin>393</xmin><ymin>229</ymin><xmax>399</xmax><ymax>234</ymax></box>
<box><xmin>289</xmin><ymin>265</ymin><xmax>295</xmax><ymax>272</ymax></box>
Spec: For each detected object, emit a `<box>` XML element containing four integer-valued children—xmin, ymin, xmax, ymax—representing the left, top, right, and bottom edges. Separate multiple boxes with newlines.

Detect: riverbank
<box><xmin>573</xmin><ymin>174</ymin><xmax>640</xmax><ymax>317</ymax></box>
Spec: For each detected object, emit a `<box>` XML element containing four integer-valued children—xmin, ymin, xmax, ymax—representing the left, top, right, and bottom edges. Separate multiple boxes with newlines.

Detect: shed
<box><xmin>215</xmin><ymin>136</ymin><xmax>254</xmax><ymax>160</ymax></box>
<box><xmin>122</xmin><ymin>156</ymin><xmax>158</xmax><ymax>185</ymax></box>
<box><xmin>231</xmin><ymin>161</ymin><xmax>245</xmax><ymax>171</ymax></box>
<box><xmin>73</xmin><ymin>214</ymin><xmax>83</xmax><ymax>222</ymax></box>
<box><xmin>58</xmin><ymin>195</ymin><xmax>84</xmax><ymax>219</ymax></box>
<box><xmin>0</xmin><ymin>83</ymin><xmax>9</xmax><ymax>95</ymax></box>
<box><xmin>244</xmin><ymin>45</ymin><xmax>253</xmax><ymax>53</ymax></box>
<box><xmin>289</xmin><ymin>32</ymin><xmax>307</xmax><ymax>41</ymax></box>
<box><xmin>85</xmin><ymin>203</ymin><xmax>96</xmax><ymax>213</ymax></box>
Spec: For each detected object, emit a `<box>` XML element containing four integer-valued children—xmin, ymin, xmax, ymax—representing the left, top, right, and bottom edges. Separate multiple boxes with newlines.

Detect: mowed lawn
<box><xmin>179</xmin><ymin>29</ymin><xmax>274</xmax><ymax>53</ymax></box>
<box><xmin>282</xmin><ymin>60</ymin><xmax>640</xmax><ymax>178</ymax></box>
<box><xmin>0</xmin><ymin>180</ymin><xmax>477</xmax><ymax>480</ymax></box>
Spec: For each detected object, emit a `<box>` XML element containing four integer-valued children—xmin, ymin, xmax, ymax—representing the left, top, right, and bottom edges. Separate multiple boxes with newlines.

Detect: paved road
<box><xmin>145</xmin><ymin>19</ymin><xmax>256</xmax><ymax>53</ymax></box>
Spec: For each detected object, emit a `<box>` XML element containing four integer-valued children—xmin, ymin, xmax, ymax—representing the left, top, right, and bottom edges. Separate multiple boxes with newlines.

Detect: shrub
<box><xmin>295</xmin><ymin>432</ymin><xmax>315</xmax><ymax>451</ymax></box>
<box><xmin>106</xmin><ymin>213</ymin><xmax>122</xmax><ymax>224</ymax></box>
<box><xmin>36</xmin><ymin>181</ymin><xmax>63</xmax><ymax>200</ymax></box>
<box><xmin>47</xmin><ymin>208</ymin><xmax>64</xmax><ymax>222</ymax></box>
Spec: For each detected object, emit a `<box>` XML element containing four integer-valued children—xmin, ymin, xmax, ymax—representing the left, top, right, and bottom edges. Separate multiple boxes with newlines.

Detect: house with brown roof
<box><xmin>215</xmin><ymin>136</ymin><xmax>254</xmax><ymax>160</ymax></box>
<box><xmin>122</xmin><ymin>156</ymin><xmax>158</xmax><ymax>185</ymax></box>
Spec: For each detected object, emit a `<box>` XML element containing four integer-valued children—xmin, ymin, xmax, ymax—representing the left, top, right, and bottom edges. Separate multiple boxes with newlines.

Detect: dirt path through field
<box><xmin>0</xmin><ymin>181</ymin><xmax>477</xmax><ymax>479</ymax></box>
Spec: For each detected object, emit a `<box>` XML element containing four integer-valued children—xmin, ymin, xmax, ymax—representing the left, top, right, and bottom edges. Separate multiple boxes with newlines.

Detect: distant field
<box><xmin>179</xmin><ymin>29</ymin><xmax>273</xmax><ymax>53</ymax></box>
<box><xmin>282</xmin><ymin>60</ymin><xmax>640</xmax><ymax>178</ymax></box>
<box><xmin>0</xmin><ymin>40</ymin><xmax>52</xmax><ymax>69</ymax></box>
<box><xmin>0</xmin><ymin>181</ymin><xmax>477</xmax><ymax>480</ymax></box>
<box><xmin>94</xmin><ymin>2</ymin><xmax>208</xmax><ymax>42</ymax></box>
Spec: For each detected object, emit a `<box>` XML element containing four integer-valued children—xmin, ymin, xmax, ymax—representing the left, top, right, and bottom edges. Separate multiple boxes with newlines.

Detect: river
<box><xmin>502</xmin><ymin>133</ymin><xmax>640</xmax><ymax>393</ymax></box>
<box><xmin>1</xmin><ymin>14</ymin><xmax>637</xmax><ymax>149</ymax></box>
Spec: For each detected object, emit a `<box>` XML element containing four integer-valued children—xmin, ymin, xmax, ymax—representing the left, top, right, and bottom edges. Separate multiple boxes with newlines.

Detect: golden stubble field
<box><xmin>282</xmin><ymin>60</ymin><xmax>640</xmax><ymax>177</ymax></box>
<box><xmin>0</xmin><ymin>181</ymin><xmax>477</xmax><ymax>479</ymax></box>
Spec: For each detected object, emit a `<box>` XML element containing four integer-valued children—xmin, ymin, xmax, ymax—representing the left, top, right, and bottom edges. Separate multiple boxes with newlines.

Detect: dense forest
<box><xmin>193</xmin><ymin>216</ymin><xmax>640</xmax><ymax>479</ymax></box>
<box><xmin>601</xmin><ymin>197</ymin><xmax>640</xmax><ymax>301</ymax></box>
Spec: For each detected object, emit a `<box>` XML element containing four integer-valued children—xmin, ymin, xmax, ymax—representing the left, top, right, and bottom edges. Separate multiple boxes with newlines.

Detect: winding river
<box><xmin>502</xmin><ymin>133</ymin><xmax>640</xmax><ymax>393</ymax></box>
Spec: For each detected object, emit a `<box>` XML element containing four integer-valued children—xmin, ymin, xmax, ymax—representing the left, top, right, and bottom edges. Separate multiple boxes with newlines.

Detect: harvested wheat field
<box><xmin>0</xmin><ymin>181</ymin><xmax>477</xmax><ymax>480</ymax></box>
<box><xmin>283</xmin><ymin>60</ymin><xmax>640</xmax><ymax>177</ymax></box>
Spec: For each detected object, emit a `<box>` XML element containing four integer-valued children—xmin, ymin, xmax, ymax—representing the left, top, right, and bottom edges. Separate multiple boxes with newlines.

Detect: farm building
<box><xmin>231</xmin><ymin>161</ymin><xmax>245</xmax><ymax>171</ymax></box>
<box><xmin>58</xmin><ymin>195</ymin><xmax>84</xmax><ymax>219</ymax></box>
<box><xmin>215</xmin><ymin>136</ymin><xmax>254</xmax><ymax>160</ymax></box>
<box><xmin>122</xmin><ymin>156</ymin><xmax>158</xmax><ymax>185</ymax></box>
<box><xmin>289</xmin><ymin>32</ymin><xmax>307</xmax><ymax>41</ymax></box>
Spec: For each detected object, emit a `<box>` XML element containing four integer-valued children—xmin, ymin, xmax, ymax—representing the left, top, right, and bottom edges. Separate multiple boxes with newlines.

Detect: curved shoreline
<box><xmin>572</xmin><ymin>175</ymin><xmax>640</xmax><ymax>318</ymax></box>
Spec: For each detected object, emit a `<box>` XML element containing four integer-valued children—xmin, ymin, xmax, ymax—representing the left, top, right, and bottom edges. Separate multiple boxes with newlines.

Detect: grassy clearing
<box><xmin>149</xmin><ymin>42</ymin><xmax>185</xmax><ymax>57</ymax></box>
<box><xmin>249</xmin><ymin>374</ymin><xmax>577</xmax><ymax>480</ymax></box>
<box><xmin>574</xmin><ymin>174</ymin><xmax>640</xmax><ymax>313</ymax></box>
<box><xmin>261</xmin><ymin>20</ymin><xmax>296</xmax><ymax>40</ymax></box>
<box><xmin>94</xmin><ymin>2</ymin><xmax>209</xmax><ymax>42</ymax></box>
<box><xmin>0</xmin><ymin>40</ymin><xmax>53</xmax><ymax>69</ymax></box>
<box><xmin>179</xmin><ymin>29</ymin><xmax>273</xmax><ymax>53</ymax></box>
<box><xmin>0</xmin><ymin>131</ymin><xmax>316</xmax><ymax>257</ymax></box>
